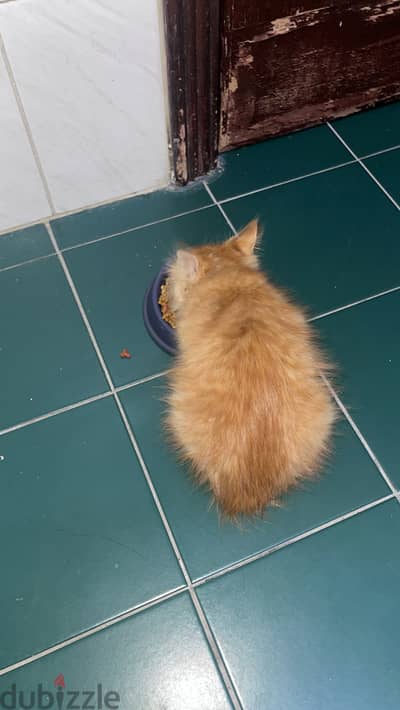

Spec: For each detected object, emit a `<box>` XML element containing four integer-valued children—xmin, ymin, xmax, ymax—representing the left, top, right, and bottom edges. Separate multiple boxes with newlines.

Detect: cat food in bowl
<box><xmin>143</xmin><ymin>266</ymin><xmax>177</xmax><ymax>355</ymax></box>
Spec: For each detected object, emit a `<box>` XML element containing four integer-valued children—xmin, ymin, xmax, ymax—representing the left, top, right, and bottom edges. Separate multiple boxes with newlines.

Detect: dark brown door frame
<box><xmin>163</xmin><ymin>0</ymin><xmax>222</xmax><ymax>184</ymax></box>
<box><xmin>163</xmin><ymin>0</ymin><xmax>400</xmax><ymax>184</ymax></box>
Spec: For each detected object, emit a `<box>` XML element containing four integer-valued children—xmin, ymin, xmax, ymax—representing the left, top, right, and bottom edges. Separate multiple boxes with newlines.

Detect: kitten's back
<box><xmin>166</xmin><ymin>223</ymin><xmax>335</xmax><ymax>517</ymax></box>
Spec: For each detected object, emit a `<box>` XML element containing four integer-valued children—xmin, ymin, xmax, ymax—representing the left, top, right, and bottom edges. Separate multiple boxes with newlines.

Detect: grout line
<box><xmin>0</xmin><ymin>585</ymin><xmax>187</xmax><ymax>677</ymax></box>
<box><xmin>45</xmin><ymin>224</ymin><xmax>114</xmax><ymax>390</ymax></box>
<box><xmin>0</xmin><ymin>215</ymin><xmax>53</xmax><ymax>239</ymax></box>
<box><xmin>0</xmin><ymin>391</ymin><xmax>112</xmax><ymax>437</ymax></box>
<box><xmin>115</xmin><ymin>370</ymin><xmax>170</xmax><ymax>393</ymax></box>
<box><xmin>322</xmin><ymin>376</ymin><xmax>398</xmax><ymax>495</ymax></box>
<box><xmin>0</xmin><ymin>35</ymin><xmax>56</xmax><ymax>215</ymax></box>
<box><xmin>0</xmin><ymin>252</ymin><xmax>55</xmax><ymax>274</ymax></box>
<box><xmin>0</xmin><ymin>372</ymin><xmax>169</xmax><ymax>438</ymax></box>
<box><xmin>327</xmin><ymin>123</ymin><xmax>400</xmax><ymax>211</ymax></box>
<box><xmin>45</xmin><ymin>222</ymin><xmax>242</xmax><ymax>710</ymax></box>
<box><xmin>218</xmin><ymin>159</ymin><xmax>356</xmax><ymax>204</ymax></box>
<box><xmin>188</xmin><ymin>590</ymin><xmax>244</xmax><ymax>707</ymax></box>
<box><xmin>60</xmin><ymin>204</ymin><xmax>215</xmax><ymax>253</ymax></box>
<box><xmin>360</xmin><ymin>143</ymin><xmax>400</xmax><ymax>160</ymax></box>
<box><xmin>193</xmin><ymin>492</ymin><xmax>395</xmax><ymax>588</ymax></box>
<box><xmin>0</xmin><ymin>180</ymin><xmax>170</xmax><ymax>238</ymax></box>
<box><xmin>203</xmin><ymin>181</ymin><xmax>237</xmax><ymax>233</ymax></box>
<box><xmin>309</xmin><ymin>285</ymin><xmax>400</xmax><ymax>321</ymax></box>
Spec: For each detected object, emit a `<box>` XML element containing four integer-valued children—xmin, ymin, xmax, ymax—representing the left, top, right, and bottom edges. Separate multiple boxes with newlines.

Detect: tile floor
<box><xmin>0</xmin><ymin>102</ymin><xmax>399</xmax><ymax>709</ymax></box>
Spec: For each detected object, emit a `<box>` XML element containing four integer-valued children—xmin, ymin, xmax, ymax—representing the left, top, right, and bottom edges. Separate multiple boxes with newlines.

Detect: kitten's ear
<box><xmin>176</xmin><ymin>249</ymin><xmax>199</xmax><ymax>280</ymax></box>
<box><xmin>229</xmin><ymin>219</ymin><xmax>260</xmax><ymax>256</ymax></box>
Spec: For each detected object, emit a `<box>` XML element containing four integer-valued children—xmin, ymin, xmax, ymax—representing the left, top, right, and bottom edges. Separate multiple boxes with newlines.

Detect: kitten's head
<box><xmin>167</xmin><ymin>219</ymin><xmax>261</xmax><ymax>314</ymax></box>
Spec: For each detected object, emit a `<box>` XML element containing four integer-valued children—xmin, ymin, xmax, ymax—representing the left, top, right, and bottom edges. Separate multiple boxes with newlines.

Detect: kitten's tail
<box><xmin>211</xmin><ymin>469</ymin><xmax>278</xmax><ymax>519</ymax></box>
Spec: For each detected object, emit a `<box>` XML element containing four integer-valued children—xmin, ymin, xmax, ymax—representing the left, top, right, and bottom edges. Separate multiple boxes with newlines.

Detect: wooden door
<box><xmin>220</xmin><ymin>0</ymin><xmax>400</xmax><ymax>150</ymax></box>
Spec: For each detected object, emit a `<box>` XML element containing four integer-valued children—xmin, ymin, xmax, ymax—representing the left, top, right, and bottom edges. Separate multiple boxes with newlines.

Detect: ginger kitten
<box><xmin>165</xmin><ymin>220</ymin><xmax>335</xmax><ymax>517</ymax></box>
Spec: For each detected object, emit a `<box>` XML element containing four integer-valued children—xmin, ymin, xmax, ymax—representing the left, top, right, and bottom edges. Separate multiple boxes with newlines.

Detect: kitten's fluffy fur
<box><xmin>166</xmin><ymin>221</ymin><xmax>335</xmax><ymax>517</ymax></box>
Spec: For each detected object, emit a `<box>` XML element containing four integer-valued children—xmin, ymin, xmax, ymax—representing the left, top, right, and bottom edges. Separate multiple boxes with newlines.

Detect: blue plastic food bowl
<box><xmin>143</xmin><ymin>266</ymin><xmax>177</xmax><ymax>355</ymax></box>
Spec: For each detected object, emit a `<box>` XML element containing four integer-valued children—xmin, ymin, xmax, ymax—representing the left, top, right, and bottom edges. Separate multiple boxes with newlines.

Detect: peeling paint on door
<box><xmin>220</xmin><ymin>0</ymin><xmax>400</xmax><ymax>150</ymax></box>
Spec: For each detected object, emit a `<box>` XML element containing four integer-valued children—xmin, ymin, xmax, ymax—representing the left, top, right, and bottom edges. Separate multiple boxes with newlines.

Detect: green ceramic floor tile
<box><xmin>0</xmin><ymin>398</ymin><xmax>183</xmax><ymax>668</ymax></box>
<box><xmin>0</xmin><ymin>224</ymin><xmax>54</xmax><ymax>270</ymax></box>
<box><xmin>51</xmin><ymin>183</ymin><xmax>212</xmax><ymax>249</ymax></box>
<box><xmin>64</xmin><ymin>208</ymin><xmax>232</xmax><ymax>386</ymax></box>
<box><xmin>333</xmin><ymin>101</ymin><xmax>400</xmax><ymax>155</ymax></box>
<box><xmin>317</xmin><ymin>291</ymin><xmax>400</xmax><ymax>488</ymax></box>
<box><xmin>223</xmin><ymin>162</ymin><xmax>400</xmax><ymax>316</ymax></box>
<box><xmin>120</xmin><ymin>378</ymin><xmax>388</xmax><ymax>580</ymax></box>
<box><xmin>364</xmin><ymin>148</ymin><xmax>400</xmax><ymax>204</ymax></box>
<box><xmin>0</xmin><ymin>258</ymin><xmax>107</xmax><ymax>430</ymax></box>
<box><xmin>0</xmin><ymin>593</ymin><xmax>231</xmax><ymax>709</ymax></box>
<box><xmin>198</xmin><ymin>499</ymin><xmax>400</xmax><ymax>710</ymax></box>
<box><xmin>210</xmin><ymin>124</ymin><xmax>351</xmax><ymax>201</ymax></box>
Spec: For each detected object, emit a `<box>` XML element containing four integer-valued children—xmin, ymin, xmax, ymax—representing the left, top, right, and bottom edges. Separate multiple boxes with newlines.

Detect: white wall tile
<box><xmin>0</xmin><ymin>46</ymin><xmax>51</xmax><ymax>231</ymax></box>
<box><xmin>0</xmin><ymin>0</ymin><xmax>170</xmax><ymax>214</ymax></box>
